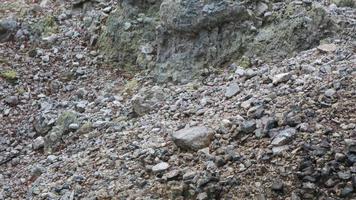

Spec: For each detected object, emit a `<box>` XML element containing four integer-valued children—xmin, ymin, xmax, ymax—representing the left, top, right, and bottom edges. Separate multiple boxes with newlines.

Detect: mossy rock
<box><xmin>0</xmin><ymin>2</ymin><xmax>29</xmax><ymax>18</ymax></box>
<box><xmin>30</xmin><ymin>16</ymin><xmax>58</xmax><ymax>37</ymax></box>
<box><xmin>123</xmin><ymin>79</ymin><xmax>139</xmax><ymax>95</ymax></box>
<box><xmin>1</xmin><ymin>70</ymin><xmax>18</xmax><ymax>83</ymax></box>
<box><xmin>99</xmin><ymin>4</ymin><xmax>160</xmax><ymax>72</ymax></box>
<box><xmin>331</xmin><ymin>0</ymin><xmax>355</xmax><ymax>7</ymax></box>
<box><xmin>238</xmin><ymin>56</ymin><xmax>251</xmax><ymax>68</ymax></box>
<box><xmin>57</xmin><ymin>111</ymin><xmax>78</xmax><ymax>133</ymax></box>
<box><xmin>78</xmin><ymin>122</ymin><xmax>92</xmax><ymax>134</ymax></box>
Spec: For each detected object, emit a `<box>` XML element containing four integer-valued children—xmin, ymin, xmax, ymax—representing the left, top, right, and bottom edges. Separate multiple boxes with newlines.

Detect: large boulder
<box><xmin>171</xmin><ymin>126</ymin><xmax>214</xmax><ymax>151</ymax></box>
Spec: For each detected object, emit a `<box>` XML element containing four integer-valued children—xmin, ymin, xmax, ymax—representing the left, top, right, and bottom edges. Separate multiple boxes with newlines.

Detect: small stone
<box><xmin>102</xmin><ymin>6</ymin><xmax>112</xmax><ymax>13</ymax></box>
<box><xmin>215</xmin><ymin>156</ymin><xmax>226</xmax><ymax>167</ymax></box>
<box><xmin>47</xmin><ymin>155</ymin><xmax>57</xmax><ymax>163</ymax></box>
<box><xmin>324</xmin><ymin>88</ymin><xmax>336</xmax><ymax>98</ymax></box>
<box><xmin>33</xmin><ymin>136</ymin><xmax>45</xmax><ymax>150</ymax></box>
<box><xmin>239</xmin><ymin>120</ymin><xmax>257</xmax><ymax>134</ymax></box>
<box><xmin>31</xmin><ymin>164</ymin><xmax>45</xmax><ymax>177</ymax></box>
<box><xmin>152</xmin><ymin>162</ymin><xmax>169</xmax><ymax>173</ymax></box>
<box><xmin>291</xmin><ymin>192</ymin><xmax>301</xmax><ymax>200</ymax></box>
<box><xmin>271</xmin><ymin>128</ymin><xmax>297</xmax><ymax>146</ymax></box>
<box><xmin>4</xmin><ymin>96</ymin><xmax>19</xmax><ymax>106</ymax></box>
<box><xmin>325</xmin><ymin>178</ymin><xmax>336</xmax><ymax>187</ymax></box>
<box><xmin>335</xmin><ymin>153</ymin><xmax>345</xmax><ymax>161</ymax></box>
<box><xmin>271</xmin><ymin>180</ymin><xmax>284</xmax><ymax>192</ymax></box>
<box><xmin>338</xmin><ymin>171</ymin><xmax>351</xmax><ymax>180</ymax></box>
<box><xmin>76</xmin><ymin>101</ymin><xmax>87</xmax><ymax>113</ymax></box>
<box><xmin>317</xmin><ymin>43</ymin><xmax>337</xmax><ymax>53</ymax></box>
<box><xmin>41</xmin><ymin>55</ymin><xmax>50</xmax><ymax>62</ymax></box>
<box><xmin>256</xmin><ymin>2</ymin><xmax>269</xmax><ymax>16</ymax></box>
<box><xmin>68</xmin><ymin>123</ymin><xmax>79</xmax><ymax>130</ymax></box>
<box><xmin>235</xmin><ymin>67</ymin><xmax>246</xmax><ymax>76</ymax></box>
<box><xmin>302</xmin><ymin>182</ymin><xmax>315</xmax><ymax>190</ymax></box>
<box><xmin>340</xmin><ymin>185</ymin><xmax>353</xmax><ymax>197</ymax></box>
<box><xmin>197</xmin><ymin>192</ymin><xmax>208</xmax><ymax>200</ymax></box>
<box><xmin>272</xmin><ymin>73</ymin><xmax>291</xmax><ymax>85</ymax></box>
<box><xmin>272</xmin><ymin>145</ymin><xmax>290</xmax><ymax>155</ymax></box>
<box><xmin>75</xmin><ymin>54</ymin><xmax>84</xmax><ymax>60</ymax></box>
<box><xmin>171</xmin><ymin>126</ymin><xmax>214</xmax><ymax>151</ymax></box>
<box><xmin>165</xmin><ymin>170</ymin><xmax>180</xmax><ymax>180</ymax></box>
<box><xmin>225</xmin><ymin>82</ymin><xmax>240</xmax><ymax>98</ymax></box>
<box><xmin>123</xmin><ymin>22</ymin><xmax>131</xmax><ymax>31</ymax></box>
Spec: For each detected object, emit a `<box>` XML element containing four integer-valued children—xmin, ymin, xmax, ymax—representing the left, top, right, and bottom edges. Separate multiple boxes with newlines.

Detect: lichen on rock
<box><xmin>99</xmin><ymin>0</ymin><xmax>162</xmax><ymax>71</ymax></box>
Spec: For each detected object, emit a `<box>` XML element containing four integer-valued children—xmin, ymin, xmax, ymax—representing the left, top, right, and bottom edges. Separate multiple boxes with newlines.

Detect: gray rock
<box><xmin>172</xmin><ymin>126</ymin><xmax>214</xmax><ymax>150</ymax></box>
<box><xmin>225</xmin><ymin>82</ymin><xmax>240</xmax><ymax>98</ymax></box>
<box><xmin>76</xmin><ymin>101</ymin><xmax>88</xmax><ymax>113</ymax></box>
<box><xmin>271</xmin><ymin>179</ymin><xmax>284</xmax><ymax>191</ymax></box>
<box><xmin>256</xmin><ymin>2</ymin><xmax>269</xmax><ymax>17</ymax></box>
<box><xmin>47</xmin><ymin>155</ymin><xmax>57</xmax><ymax>163</ymax></box>
<box><xmin>235</xmin><ymin>67</ymin><xmax>246</xmax><ymax>76</ymax></box>
<box><xmin>272</xmin><ymin>73</ymin><xmax>291</xmax><ymax>85</ymax></box>
<box><xmin>324</xmin><ymin>88</ymin><xmax>336</xmax><ymax>98</ymax></box>
<box><xmin>239</xmin><ymin>120</ymin><xmax>257</xmax><ymax>134</ymax></box>
<box><xmin>33</xmin><ymin>136</ymin><xmax>45</xmax><ymax>150</ymax></box>
<box><xmin>271</xmin><ymin>128</ymin><xmax>297</xmax><ymax>146</ymax></box>
<box><xmin>68</xmin><ymin>123</ymin><xmax>79</xmax><ymax>130</ymax></box>
<box><xmin>0</xmin><ymin>18</ymin><xmax>17</xmax><ymax>42</ymax></box>
<box><xmin>31</xmin><ymin>164</ymin><xmax>45</xmax><ymax>177</ymax></box>
<box><xmin>132</xmin><ymin>86</ymin><xmax>166</xmax><ymax>116</ymax></box>
<box><xmin>4</xmin><ymin>96</ymin><xmax>19</xmax><ymax>106</ymax></box>
<box><xmin>197</xmin><ymin>192</ymin><xmax>208</xmax><ymax>200</ymax></box>
<box><xmin>44</xmin><ymin>111</ymin><xmax>78</xmax><ymax>153</ymax></box>
<box><xmin>272</xmin><ymin>145</ymin><xmax>290</xmax><ymax>155</ymax></box>
<box><xmin>152</xmin><ymin>162</ymin><xmax>170</xmax><ymax>173</ymax></box>
<box><xmin>41</xmin><ymin>55</ymin><xmax>50</xmax><ymax>62</ymax></box>
<box><xmin>338</xmin><ymin>171</ymin><xmax>351</xmax><ymax>180</ymax></box>
<box><xmin>340</xmin><ymin>186</ymin><xmax>353</xmax><ymax>197</ymax></box>
<box><xmin>34</xmin><ymin>114</ymin><xmax>55</xmax><ymax>135</ymax></box>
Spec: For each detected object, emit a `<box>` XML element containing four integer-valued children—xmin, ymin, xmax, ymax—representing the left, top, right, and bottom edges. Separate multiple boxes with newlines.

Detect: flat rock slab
<box><xmin>317</xmin><ymin>43</ymin><xmax>337</xmax><ymax>53</ymax></box>
<box><xmin>171</xmin><ymin>126</ymin><xmax>214</xmax><ymax>151</ymax></box>
<box><xmin>225</xmin><ymin>82</ymin><xmax>240</xmax><ymax>98</ymax></box>
<box><xmin>271</xmin><ymin>128</ymin><xmax>297</xmax><ymax>146</ymax></box>
<box><xmin>272</xmin><ymin>73</ymin><xmax>291</xmax><ymax>85</ymax></box>
<box><xmin>152</xmin><ymin>162</ymin><xmax>170</xmax><ymax>173</ymax></box>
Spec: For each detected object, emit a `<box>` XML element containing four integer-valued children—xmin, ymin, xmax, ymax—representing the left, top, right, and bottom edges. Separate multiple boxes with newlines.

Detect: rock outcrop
<box><xmin>101</xmin><ymin>0</ymin><xmax>336</xmax><ymax>83</ymax></box>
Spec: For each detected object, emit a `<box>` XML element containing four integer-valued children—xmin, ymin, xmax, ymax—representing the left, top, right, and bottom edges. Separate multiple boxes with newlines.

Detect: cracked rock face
<box><xmin>101</xmin><ymin>0</ymin><xmax>336</xmax><ymax>83</ymax></box>
<box><xmin>154</xmin><ymin>0</ymin><xmax>336</xmax><ymax>83</ymax></box>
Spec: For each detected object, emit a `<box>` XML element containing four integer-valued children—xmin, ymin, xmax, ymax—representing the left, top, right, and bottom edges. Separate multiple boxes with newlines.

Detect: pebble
<box><xmin>69</xmin><ymin>123</ymin><xmax>80</xmax><ymax>130</ymax></box>
<box><xmin>152</xmin><ymin>162</ymin><xmax>170</xmax><ymax>173</ymax></box>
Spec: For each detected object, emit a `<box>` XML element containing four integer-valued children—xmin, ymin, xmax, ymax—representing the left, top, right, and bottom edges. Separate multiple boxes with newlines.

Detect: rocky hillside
<box><xmin>0</xmin><ymin>0</ymin><xmax>355</xmax><ymax>199</ymax></box>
